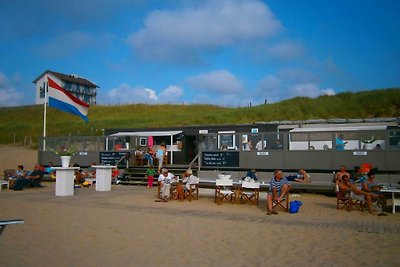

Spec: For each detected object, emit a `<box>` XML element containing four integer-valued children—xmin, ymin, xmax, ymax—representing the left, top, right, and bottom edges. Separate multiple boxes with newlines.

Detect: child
<box><xmin>146</xmin><ymin>165</ymin><xmax>157</xmax><ymax>188</ymax></box>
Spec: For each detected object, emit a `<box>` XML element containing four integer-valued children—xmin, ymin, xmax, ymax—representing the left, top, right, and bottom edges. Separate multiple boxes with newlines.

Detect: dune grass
<box><xmin>1</xmin><ymin>88</ymin><xmax>399</xmax><ymax>147</ymax></box>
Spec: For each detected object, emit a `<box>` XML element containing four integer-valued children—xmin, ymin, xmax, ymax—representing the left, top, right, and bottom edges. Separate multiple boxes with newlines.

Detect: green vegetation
<box><xmin>1</xmin><ymin>88</ymin><xmax>399</xmax><ymax>147</ymax></box>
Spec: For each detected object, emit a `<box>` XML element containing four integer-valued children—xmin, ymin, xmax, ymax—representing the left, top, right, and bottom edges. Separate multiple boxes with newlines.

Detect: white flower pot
<box><xmin>363</xmin><ymin>143</ymin><xmax>373</xmax><ymax>150</ymax></box>
<box><xmin>60</xmin><ymin>156</ymin><xmax>71</xmax><ymax>167</ymax></box>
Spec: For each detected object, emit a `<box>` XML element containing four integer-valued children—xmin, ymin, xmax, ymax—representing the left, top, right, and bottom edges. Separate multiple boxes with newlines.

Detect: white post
<box><xmin>43</xmin><ymin>76</ymin><xmax>47</xmax><ymax>151</ymax></box>
<box><xmin>170</xmin><ymin>135</ymin><xmax>173</xmax><ymax>164</ymax></box>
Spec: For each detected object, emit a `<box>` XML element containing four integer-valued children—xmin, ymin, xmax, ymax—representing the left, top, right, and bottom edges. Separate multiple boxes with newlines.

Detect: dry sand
<box><xmin>1</xmin><ymin>146</ymin><xmax>400</xmax><ymax>267</ymax></box>
<box><xmin>0</xmin><ymin>145</ymin><xmax>38</xmax><ymax>174</ymax></box>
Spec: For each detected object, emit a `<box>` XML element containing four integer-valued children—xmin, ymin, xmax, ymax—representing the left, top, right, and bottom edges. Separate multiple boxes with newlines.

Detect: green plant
<box><xmin>54</xmin><ymin>147</ymin><xmax>75</xmax><ymax>156</ymax></box>
<box><xmin>362</xmin><ymin>136</ymin><xmax>375</xmax><ymax>144</ymax></box>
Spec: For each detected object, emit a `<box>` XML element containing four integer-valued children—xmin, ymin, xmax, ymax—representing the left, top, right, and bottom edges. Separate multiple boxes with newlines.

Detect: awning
<box><xmin>109</xmin><ymin>131</ymin><xmax>182</xmax><ymax>137</ymax></box>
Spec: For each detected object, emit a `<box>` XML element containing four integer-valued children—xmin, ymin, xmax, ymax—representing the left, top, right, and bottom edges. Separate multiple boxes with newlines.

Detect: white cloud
<box><xmin>291</xmin><ymin>83</ymin><xmax>336</xmax><ymax>98</ymax></box>
<box><xmin>187</xmin><ymin>69</ymin><xmax>244</xmax><ymax>94</ymax></box>
<box><xmin>102</xmin><ymin>84</ymin><xmax>159</xmax><ymax>104</ymax></box>
<box><xmin>101</xmin><ymin>83</ymin><xmax>185</xmax><ymax>105</ymax></box>
<box><xmin>256</xmin><ymin>70</ymin><xmax>336</xmax><ymax>103</ymax></box>
<box><xmin>267</xmin><ymin>41</ymin><xmax>305</xmax><ymax>60</ymax></box>
<box><xmin>291</xmin><ymin>83</ymin><xmax>322</xmax><ymax>98</ymax></box>
<box><xmin>128</xmin><ymin>0</ymin><xmax>282</xmax><ymax>61</ymax></box>
<box><xmin>321</xmin><ymin>88</ymin><xmax>336</xmax><ymax>96</ymax></box>
<box><xmin>159</xmin><ymin>85</ymin><xmax>183</xmax><ymax>102</ymax></box>
<box><xmin>0</xmin><ymin>72</ymin><xmax>24</xmax><ymax>107</ymax></box>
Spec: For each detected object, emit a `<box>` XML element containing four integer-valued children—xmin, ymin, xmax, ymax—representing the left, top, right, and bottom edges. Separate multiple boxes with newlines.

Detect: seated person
<box><xmin>338</xmin><ymin>174</ymin><xmax>373</xmax><ymax>214</ymax></box>
<box><xmin>351</xmin><ymin>166</ymin><xmax>363</xmax><ymax>183</ymax></box>
<box><xmin>361</xmin><ymin>172</ymin><xmax>387</xmax><ymax>211</ymax></box>
<box><xmin>73</xmin><ymin>163</ymin><xmax>86</xmax><ymax>185</ymax></box>
<box><xmin>112</xmin><ymin>168</ymin><xmax>119</xmax><ymax>183</ymax></box>
<box><xmin>143</xmin><ymin>146</ymin><xmax>155</xmax><ymax>166</ymax></box>
<box><xmin>87</xmin><ymin>162</ymin><xmax>97</xmax><ymax>178</ymax></box>
<box><xmin>8</xmin><ymin>165</ymin><xmax>26</xmax><ymax>189</ymax></box>
<box><xmin>242</xmin><ymin>169</ymin><xmax>258</xmax><ymax>181</ymax></box>
<box><xmin>334</xmin><ymin>165</ymin><xmax>350</xmax><ymax>188</ymax></box>
<box><xmin>176</xmin><ymin>169</ymin><xmax>198</xmax><ymax>200</ymax></box>
<box><xmin>286</xmin><ymin>169</ymin><xmax>310</xmax><ymax>183</ymax></box>
<box><xmin>243</xmin><ymin>140</ymin><xmax>253</xmax><ymax>150</ymax></box>
<box><xmin>158</xmin><ymin>168</ymin><xmax>175</xmax><ymax>202</ymax></box>
<box><xmin>13</xmin><ymin>163</ymin><xmax>44</xmax><ymax>190</ymax></box>
<box><xmin>44</xmin><ymin>162</ymin><xmax>56</xmax><ymax>178</ymax></box>
<box><xmin>267</xmin><ymin>170</ymin><xmax>290</xmax><ymax>215</ymax></box>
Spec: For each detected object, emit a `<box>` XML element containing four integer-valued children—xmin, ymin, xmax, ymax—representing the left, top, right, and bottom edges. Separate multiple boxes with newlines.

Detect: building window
<box><xmin>39</xmin><ymin>82</ymin><xmax>46</xmax><ymax>98</ymax></box>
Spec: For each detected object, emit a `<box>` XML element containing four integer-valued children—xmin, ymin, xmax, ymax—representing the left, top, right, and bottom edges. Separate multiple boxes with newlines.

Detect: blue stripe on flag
<box><xmin>49</xmin><ymin>97</ymin><xmax>88</xmax><ymax>122</ymax></box>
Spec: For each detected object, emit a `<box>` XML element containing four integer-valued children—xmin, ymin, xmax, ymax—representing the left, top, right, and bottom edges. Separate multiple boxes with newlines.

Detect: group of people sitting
<box><xmin>156</xmin><ymin>168</ymin><xmax>198</xmax><ymax>202</ymax></box>
<box><xmin>6</xmin><ymin>162</ymin><xmax>104</xmax><ymax>190</ymax></box>
<box><xmin>335</xmin><ymin>165</ymin><xmax>387</xmax><ymax>214</ymax></box>
<box><xmin>6</xmin><ymin>163</ymin><xmax>44</xmax><ymax>190</ymax></box>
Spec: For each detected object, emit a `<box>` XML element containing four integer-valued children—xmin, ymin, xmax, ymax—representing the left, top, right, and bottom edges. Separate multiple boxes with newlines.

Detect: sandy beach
<box><xmin>1</xmin><ymin>146</ymin><xmax>400</xmax><ymax>267</ymax></box>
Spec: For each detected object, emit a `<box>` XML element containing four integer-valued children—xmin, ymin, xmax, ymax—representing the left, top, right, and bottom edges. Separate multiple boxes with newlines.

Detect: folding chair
<box><xmin>336</xmin><ymin>186</ymin><xmax>365</xmax><ymax>212</ymax></box>
<box><xmin>350</xmin><ymin>192</ymin><xmax>366</xmax><ymax>211</ymax></box>
<box><xmin>336</xmin><ymin>190</ymin><xmax>352</xmax><ymax>211</ymax></box>
<box><xmin>184</xmin><ymin>177</ymin><xmax>200</xmax><ymax>201</ymax></box>
<box><xmin>240</xmin><ymin>181</ymin><xmax>260</xmax><ymax>205</ymax></box>
<box><xmin>215</xmin><ymin>179</ymin><xmax>234</xmax><ymax>205</ymax></box>
<box><xmin>272</xmin><ymin>194</ymin><xmax>290</xmax><ymax>212</ymax></box>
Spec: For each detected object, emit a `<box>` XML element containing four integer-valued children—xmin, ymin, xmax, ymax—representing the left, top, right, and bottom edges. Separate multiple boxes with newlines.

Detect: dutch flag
<box><xmin>47</xmin><ymin>77</ymin><xmax>89</xmax><ymax>122</ymax></box>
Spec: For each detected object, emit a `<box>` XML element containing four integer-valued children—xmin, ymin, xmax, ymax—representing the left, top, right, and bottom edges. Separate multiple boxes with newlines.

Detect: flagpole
<box><xmin>43</xmin><ymin>75</ymin><xmax>47</xmax><ymax>151</ymax></box>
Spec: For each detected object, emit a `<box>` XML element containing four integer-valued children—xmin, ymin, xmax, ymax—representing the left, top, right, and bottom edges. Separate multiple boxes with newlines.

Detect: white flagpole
<box><xmin>43</xmin><ymin>75</ymin><xmax>47</xmax><ymax>151</ymax></box>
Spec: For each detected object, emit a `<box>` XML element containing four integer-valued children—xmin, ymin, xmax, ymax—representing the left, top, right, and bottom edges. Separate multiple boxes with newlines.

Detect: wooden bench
<box><xmin>0</xmin><ymin>219</ymin><xmax>24</xmax><ymax>236</ymax></box>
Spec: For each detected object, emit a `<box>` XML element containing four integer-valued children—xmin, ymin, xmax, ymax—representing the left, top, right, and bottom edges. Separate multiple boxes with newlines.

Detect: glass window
<box><xmin>218</xmin><ymin>131</ymin><xmax>236</xmax><ymax>150</ymax></box>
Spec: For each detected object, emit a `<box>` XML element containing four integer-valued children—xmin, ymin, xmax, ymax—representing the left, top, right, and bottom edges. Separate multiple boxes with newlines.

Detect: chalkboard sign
<box><xmin>99</xmin><ymin>151</ymin><xmax>130</xmax><ymax>166</ymax></box>
<box><xmin>201</xmin><ymin>151</ymin><xmax>239</xmax><ymax>167</ymax></box>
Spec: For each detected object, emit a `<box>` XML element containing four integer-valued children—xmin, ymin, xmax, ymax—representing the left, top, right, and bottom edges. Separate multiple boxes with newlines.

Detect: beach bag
<box><xmin>289</xmin><ymin>200</ymin><xmax>302</xmax><ymax>214</ymax></box>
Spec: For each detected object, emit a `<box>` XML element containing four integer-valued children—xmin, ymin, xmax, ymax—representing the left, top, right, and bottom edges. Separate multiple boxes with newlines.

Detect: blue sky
<box><xmin>0</xmin><ymin>0</ymin><xmax>399</xmax><ymax>107</ymax></box>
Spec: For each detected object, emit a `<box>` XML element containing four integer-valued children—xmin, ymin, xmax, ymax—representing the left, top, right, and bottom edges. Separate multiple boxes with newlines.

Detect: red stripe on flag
<box><xmin>48</xmin><ymin>77</ymin><xmax>90</xmax><ymax>108</ymax></box>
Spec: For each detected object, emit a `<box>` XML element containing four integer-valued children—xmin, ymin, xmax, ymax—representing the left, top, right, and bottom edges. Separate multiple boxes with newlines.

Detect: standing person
<box><xmin>146</xmin><ymin>165</ymin><xmax>157</xmax><ymax>189</ymax></box>
<box><xmin>267</xmin><ymin>170</ymin><xmax>290</xmax><ymax>215</ymax></box>
<box><xmin>155</xmin><ymin>143</ymin><xmax>167</xmax><ymax>173</ymax></box>
<box><xmin>158</xmin><ymin>168</ymin><xmax>175</xmax><ymax>202</ymax></box>
<box><xmin>335</xmin><ymin>134</ymin><xmax>347</xmax><ymax>151</ymax></box>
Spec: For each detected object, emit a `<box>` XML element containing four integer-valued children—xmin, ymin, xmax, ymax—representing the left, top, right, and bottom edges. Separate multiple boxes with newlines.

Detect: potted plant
<box><xmin>54</xmin><ymin>147</ymin><xmax>75</xmax><ymax>167</ymax></box>
<box><xmin>361</xmin><ymin>136</ymin><xmax>375</xmax><ymax>150</ymax></box>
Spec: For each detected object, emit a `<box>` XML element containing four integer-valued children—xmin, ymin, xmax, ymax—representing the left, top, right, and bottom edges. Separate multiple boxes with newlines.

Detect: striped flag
<box><xmin>47</xmin><ymin>77</ymin><xmax>89</xmax><ymax>122</ymax></box>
